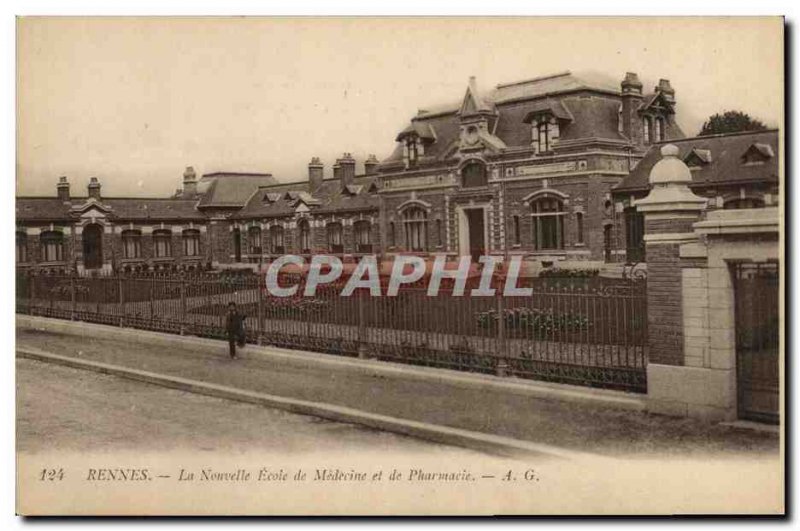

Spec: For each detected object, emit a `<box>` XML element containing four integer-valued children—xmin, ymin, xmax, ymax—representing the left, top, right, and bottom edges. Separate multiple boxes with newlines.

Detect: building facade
<box><xmin>23</xmin><ymin>70</ymin><xmax>780</xmax><ymax>276</ymax></box>
<box><xmin>612</xmin><ymin>129</ymin><xmax>780</xmax><ymax>264</ymax></box>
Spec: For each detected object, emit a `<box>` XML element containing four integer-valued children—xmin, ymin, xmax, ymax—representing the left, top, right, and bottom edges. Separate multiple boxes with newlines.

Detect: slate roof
<box><xmin>381</xmin><ymin>71</ymin><xmax>636</xmax><ymax>168</ymax></box>
<box><xmin>16</xmin><ymin>197</ymin><xmax>204</xmax><ymax>222</ymax></box>
<box><xmin>233</xmin><ymin>175</ymin><xmax>381</xmax><ymax>220</ymax></box>
<box><xmin>196</xmin><ymin>173</ymin><xmax>278</xmax><ymax>208</ymax></box>
<box><xmin>613</xmin><ymin>129</ymin><xmax>779</xmax><ymax>194</ymax></box>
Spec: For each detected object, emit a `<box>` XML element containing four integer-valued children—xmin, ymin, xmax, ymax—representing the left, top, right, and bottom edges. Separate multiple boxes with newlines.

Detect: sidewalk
<box><xmin>16</xmin><ymin>316</ymin><xmax>778</xmax><ymax>459</ymax></box>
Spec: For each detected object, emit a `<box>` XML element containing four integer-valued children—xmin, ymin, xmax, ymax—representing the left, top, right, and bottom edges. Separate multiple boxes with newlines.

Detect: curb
<box><xmin>16</xmin><ymin>346</ymin><xmax>611</xmax><ymax>462</ymax></box>
<box><xmin>16</xmin><ymin>314</ymin><xmax>646</xmax><ymax>413</ymax></box>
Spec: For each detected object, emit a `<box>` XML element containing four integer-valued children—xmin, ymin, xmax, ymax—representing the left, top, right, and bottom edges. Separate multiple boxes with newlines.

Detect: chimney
<box><xmin>336</xmin><ymin>152</ymin><xmax>356</xmax><ymax>187</ymax></box>
<box><xmin>332</xmin><ymin>162</ymin><xmax>342</xmax><ymax>181</ymax></box>
<box><xmin>56</xmin><ymin>176</ymin><xmax>70</xmax><ymax>201</ymax></box>
<box><xmin>364</xmin><ymin>154</ymin><xmax>379</xmax><ymax>176</ymax></box>
<box><xmin>655</xmin><ymin>78</ymin><xmax>675</xmax><ymax>104</ymax></box>
<box><xmin>87</xmin><ymin>177</ymin><xmax>101</xmax><ymax>200</ymax></box>
<box><xmin>308</xmin><ymin>157</ymin><xmax>324</xmax><ymax>192</ymax></box>
<box><xmin>620</xmin><ymin>72</ymin><xmax>644</xmax><ymax>144</ymax></box>
<box><xmin>183</xmin><ymin>166</ymin><xmax>197</xmax><ymax>197</ymax></box>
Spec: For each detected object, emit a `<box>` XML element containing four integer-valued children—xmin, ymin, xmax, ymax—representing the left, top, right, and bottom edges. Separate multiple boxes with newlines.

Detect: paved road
<box><xmin>16</xmin><ymin>357</ymin><xmax>490</xmax><ymax>457</ymax></box>
<box><xmin>17</xmin><ymin>326</ymin><xmax>779</xmax><ymax>458</ymax></box>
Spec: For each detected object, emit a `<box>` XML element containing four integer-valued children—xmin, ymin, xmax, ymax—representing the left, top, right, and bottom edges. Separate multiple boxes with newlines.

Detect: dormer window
<box><xmin>532</xmin><ymin>116</ymin><xmax>559</xmax><ymax>154</ymax></box>
<box><xmin>405</xmin><ymin>137</ymin><xmax>419</xmax><ymax>168</ymax></box>
<box><xmin>742</xmin><ymin>143</ymin><xmax>775</xmax><ymax>166</ymax></box>
<box><xmin>643</xmin><ymin>116</ymin><xmax>652</xmax><ymax>144</ymax></box>
<box><xmin>654</xmin><ymin>117</ymin><xmax>664</xmax><ymax>142</ymax></box>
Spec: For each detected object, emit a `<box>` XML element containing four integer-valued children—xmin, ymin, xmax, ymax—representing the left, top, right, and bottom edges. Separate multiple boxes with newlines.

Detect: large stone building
<box><xmin>20</xmin><ymin>70</ymin><xmax>777</xmax><ymax>275</ymax></box>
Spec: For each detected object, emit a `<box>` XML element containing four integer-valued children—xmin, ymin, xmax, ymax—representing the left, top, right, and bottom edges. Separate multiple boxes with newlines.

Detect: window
<box><xmin>153</xmin><ymin>229</ymin><xmax>172</xmax><ymax>258</ymax></box>
<box><xmin>643</xmin><ymin>116</ymin><xmax>652</xmax><ymax>144</ymax></box>
<box><xmin>182</xmin><ymin>229</ymin><xmax>200</xmax><ymax>257</ymax></box>
<box><xmin>247</xmin><ymin>226</ymin><xmax>262</xmax><ymax>255</ymax></box>
<box><xmin>533</xmin><ymin>116</ymin><xmax>559</xmax><ymax>153</ymax></box>
<box><xmin>654</xmin><ymin>117</ymin><xmax>664</xmax><ymax>142</ymax></box>
<box><xmin>388</xmin><ymin>221</ymin><xmax>396</xmax><ymax>248</ymax></box>
<box><xmin>576</xmin><ymin>212</ymin><xmax>584</xmax><ymax>244</ymax></box>
<box><xmin>461</xmin><ymin>162</ymin><xmax>487</xmax><ymax>188</ymax></box>
<box><xmin>40</xmin><ymin>230</ymin><xmax>64</xmax><ymax>262</ymax></box>
<box><xmin>269</xmin><ymin>225</ymin><xmax>284</xmax><ymax>254</ymax></box>
<box><xmin>354</xmin><ymin>220</ymin><xmax>371</xmax><ymax>253</ymax></box>
<box><xmin>512</xmin><ymin>215</ymin><xmax>521</xmax><ymax>246</ymax></box>
<box><xmin>624</xmin><ymin>207</ymin><xmax>645</xmax><ymax>263</ymax></box>
<box><xmin>436</xmin><ymin>219</ymin><xmax>444</xmax><ymax>247</ymax></box>
<box><xmin>530</xmin><ymin>197</ymin><xmax>565</xmax><ymax>250</ymax></box>
<box><xmin>122</xmin><ymin>230</ymin><xmax>142</xmax><ymax>259</ymax></box>
<box><xmin>16</xmin><ymin>231</ymin><xmax>28</xmax><ymax>263</ymax></box>
<box><xmin>327</xmin><ymin>222</ymin><xmax>343</xmax><ymax>253</ymax></box>
<box><xmin>402</xmin><ymin>206</ymin><xmax>428</xmax><ymax>252</ymax></box>
<box><xmin>298</xmin><ymin>219</ymin><xmax>311</xmax><ymax>253</ymax></box>
<box><xmin>724</xmin><ymin>197</ymin><xmax>765</xmax><ymax>210</ymax></box>
<box><xmin>405</xmin><ymin>138</ymin><xmax>419</xmax><ymax>167</ymax></box>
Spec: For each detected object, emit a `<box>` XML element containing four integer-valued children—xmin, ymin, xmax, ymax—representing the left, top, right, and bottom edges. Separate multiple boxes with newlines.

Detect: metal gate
<box><xmin>732</xmin><ymin>261</ymin><xmax>780</xmax><ymax>424</ymax></box>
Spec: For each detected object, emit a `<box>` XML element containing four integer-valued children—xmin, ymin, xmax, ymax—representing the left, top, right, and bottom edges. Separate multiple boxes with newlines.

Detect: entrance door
<box><xmin>82</xmin><ymin>223</ymin><xmax>103</xmax><ymax>270</ymax></box>
<box><xmin>465</xmin><ymin>209</ymin><xmax>485</xmax><ymax>262</ymax></box>
<box><xmin>733</xmin><ymin>262</ymin><xmax>780</xmax><ymax>424</ymax></box>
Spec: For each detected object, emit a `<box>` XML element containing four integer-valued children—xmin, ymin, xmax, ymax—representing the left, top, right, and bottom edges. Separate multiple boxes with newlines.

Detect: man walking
<box><xmin>225</xmin><ymin>301</ymin><xmax>246</xmax><ymax>359</ymax></box>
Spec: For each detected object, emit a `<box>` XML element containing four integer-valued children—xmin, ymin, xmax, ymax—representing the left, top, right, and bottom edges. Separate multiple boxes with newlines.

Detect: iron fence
<box><xmin>16</xmin><ymin>270</ymin><xmax>648</xmax><ymax>392</ymax></box>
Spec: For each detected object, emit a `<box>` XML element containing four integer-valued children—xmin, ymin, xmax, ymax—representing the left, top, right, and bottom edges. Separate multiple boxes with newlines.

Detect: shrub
<box><xmin>475</xmin><ymin>307</ymin><xmax>590</xmax><ymax>337</ymax></box>
<box><xmin>538</xmin><ymin>268</ymin><xmax>600</xmax><ymax>278</ymax></box>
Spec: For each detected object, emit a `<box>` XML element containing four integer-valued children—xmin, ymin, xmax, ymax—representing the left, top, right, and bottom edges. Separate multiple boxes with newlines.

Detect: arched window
<box><xmin>122</xmin><ymin>229</ymin><xmax>142</xmax><ymax>259</ymax></box>
<box><xmin>247</xmin><ymin>226</ymin><xmax>262</xmax><ymax>255</ymax></box>
<box><xmin>512</xmin><ymin>215</ymin><xmax>521</xmax><ymax>246</ymax></box>
<box><xmin>402</xmin><ymin>206</ymin><xmax>428</xmax><ymax>252</ymax></box>
<box><xmin>436</xmin><ymin>219</ymin><xmax>444</xmax><ymax>247</ymax></box>
<box><xmin>654</xmin><ymin>117</ymin><xmax>664</xmax><ymax>142</ymax></box>
<box><xmin>297</xmin><ymin>219</ymin><xmax>311</xmax><ymax>253</ymax></box>
<box><xmin>153</xmin><ymin>229</ymin><xmax>172</xmax><ymax>258</ymax></box>
<box><xmin>16</xmin><ymin>231</ymin><xmax>28</xmax><ymax>263</ymax></box>
<box><xmin>182</xmin><ymin>229</ymin><xmax>200</xmax><ymax>257</ymax></box>
<box><xmin>354</xmin><ymin>220</ymin><xmax>371</xmax><ymax>253</ymax></box>
<box><xmin>643</xmin><ymin>116</ymin><xmax>652</xmax><ymax>144</ymax></box>
<box><xmin>576</xmin><ymin>212</ymin><xmax>584</xmax><ymax>244</ymax></box>
<box><xmin>40</xmin><ymin>230</ymin><xmax>64</xmax><ymax>262</ymax></box>
<box><xmin>724</xmin><ymin>197</ymin><xmax>765</xmax><ymax>210</ymax></box>
<box><xmin>327</xmin><ymin>222</ymin><xmax>343</xmax><ymax>253</ymax></box>
<box><xmin>530</xmin><ymin>197</ymin><xmax>565</xmax><ymax>250</ymax></box>
<box><xmin>269</xmin><ymin>225</ymin><xmax>285</xmax><ymax>254</ymax></box>
<box><xmin>461</xmin><ymin>162</ymin><xmax>487</xmax><ymax>188</ymax></box>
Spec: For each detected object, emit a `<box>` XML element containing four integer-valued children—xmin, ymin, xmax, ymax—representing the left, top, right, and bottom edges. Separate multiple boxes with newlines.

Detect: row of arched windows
<box><xmin>643</xmin><ymin>116</ymin><xmax>665</xmax><ymax>144</ymax></box>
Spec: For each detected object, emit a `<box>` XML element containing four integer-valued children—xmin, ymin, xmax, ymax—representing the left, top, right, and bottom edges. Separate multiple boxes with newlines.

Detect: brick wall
<box><xmin>646</xmin><ymin>242</ymin><xmax>684</xmax><ymax>365</ymax></box>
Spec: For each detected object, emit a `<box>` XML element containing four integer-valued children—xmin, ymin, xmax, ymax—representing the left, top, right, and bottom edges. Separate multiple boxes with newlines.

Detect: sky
<box><xmin>16</xmin><ymin>17</ymin><xmax>783</xmax><ymax>198</ymax></box>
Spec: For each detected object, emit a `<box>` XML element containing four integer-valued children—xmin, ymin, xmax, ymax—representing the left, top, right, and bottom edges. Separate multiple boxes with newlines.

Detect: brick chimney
<box><xmin>364</xmin><ymin>154</ymin><xmax>379</xmax><ymax>176</ymax></box>
<box><xmin>308</xmin><ymin>157</ymin><xmax>324</xmax><ymax>192</ymax></box>
<box><xmin>183</xmin><ymin>166</ymin><xmax>197</xmax><ymax>197</ymax></box>
<box><xmin>336</xmin><ymin>152</ymin><xmax>356</xmax><ymax>187</ymax></box>
<box><xmin>87</xmin><ymin>177</ymin><xmax>101</xmax><ymax>200</ymax></box>
<box><xmin>620</xmin><ymin>72</ymin><xmax>644</xmax><ymax>145</ymax></box>
<box><xmin>655</xmin><ymin>78</ymin><xmax>675</xmax><ymax>104</ymax></box>
<box><xmin>56</xmin><ymin>176</ymin><xmax>70</xmax><ymax>201</ymax></box>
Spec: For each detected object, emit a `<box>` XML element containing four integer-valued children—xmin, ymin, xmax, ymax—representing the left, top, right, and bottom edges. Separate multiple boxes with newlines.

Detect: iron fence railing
<box><xmin>16</xmin><ymin>270</ymin><xmax>648</xmax><ymax>392</ymax></box>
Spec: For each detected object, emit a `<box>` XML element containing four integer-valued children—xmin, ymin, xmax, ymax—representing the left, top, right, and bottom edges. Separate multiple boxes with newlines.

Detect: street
<box><xmin>16</xmin><ymin>357</ymin><xmax>489</xmax><ymax>457</ymax></box>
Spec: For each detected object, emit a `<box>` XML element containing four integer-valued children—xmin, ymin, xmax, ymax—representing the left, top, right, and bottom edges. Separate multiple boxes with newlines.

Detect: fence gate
<box><xmin>732</xmin><ymin>261</ymin><xmax>780</xmax><ymax>424</ymax></box>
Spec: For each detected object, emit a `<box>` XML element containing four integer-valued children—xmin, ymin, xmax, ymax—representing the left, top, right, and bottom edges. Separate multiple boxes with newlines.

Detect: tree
<box><xmin>698</xmin><ymin>111</ymin><xmax>769</xmax><ymax>136</ymax></box>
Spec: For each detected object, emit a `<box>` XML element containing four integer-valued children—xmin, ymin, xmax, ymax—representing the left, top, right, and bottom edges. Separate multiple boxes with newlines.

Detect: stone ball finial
<box><xmin>649</xmin><ymin>144</ymin><xmax>691</xmax><ymax>185</ymax></box>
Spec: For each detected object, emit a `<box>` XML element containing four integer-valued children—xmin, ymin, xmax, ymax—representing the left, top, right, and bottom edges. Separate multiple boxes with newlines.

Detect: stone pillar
<box><xmin>635</xmin><ymin>144</ymin><xmax>712</xmax><ymax>418</ymax></box>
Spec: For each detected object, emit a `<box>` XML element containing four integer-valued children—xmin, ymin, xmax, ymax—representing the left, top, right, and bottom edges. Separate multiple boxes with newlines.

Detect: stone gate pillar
<box><xmin>634</xmin><ymin>145</ymin><xmax>710</xmax><ymax>417</ymax></box>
